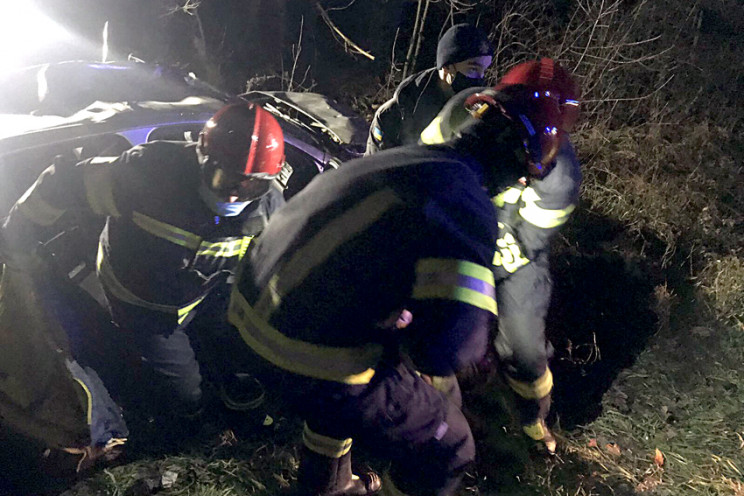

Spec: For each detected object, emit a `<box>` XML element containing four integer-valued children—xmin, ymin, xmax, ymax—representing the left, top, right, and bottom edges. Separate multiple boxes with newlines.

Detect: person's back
<box><xmin>234</xmin><ymin>145</ymin><xmax>498</xmax><ymax>373</ymax></box>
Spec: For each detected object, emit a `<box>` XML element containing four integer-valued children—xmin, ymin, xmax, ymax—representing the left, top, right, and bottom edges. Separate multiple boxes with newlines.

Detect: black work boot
<box><xmin>297</xmin><ymin>447</ymin><xmax>381</xmax><ymax>496</ymax></box>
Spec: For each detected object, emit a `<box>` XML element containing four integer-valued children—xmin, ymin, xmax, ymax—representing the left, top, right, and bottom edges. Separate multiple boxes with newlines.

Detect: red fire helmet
<box><xmin>199</xmin><ymin>103</ymin><xmax>285</xmax><ymax>178</ymax></box>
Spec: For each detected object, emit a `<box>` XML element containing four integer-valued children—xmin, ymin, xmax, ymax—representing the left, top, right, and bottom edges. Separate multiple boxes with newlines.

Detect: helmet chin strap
<box><xmin>198</xmin><ymin>181</ymin><xmax>252</xmax><ymax>217</ymax></box>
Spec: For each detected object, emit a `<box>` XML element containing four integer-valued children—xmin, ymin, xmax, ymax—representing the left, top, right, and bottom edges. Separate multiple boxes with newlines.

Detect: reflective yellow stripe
<box><xmin>15</xmin><ymin>187</ymin><xmax>66</xmax><ymax>226</ymax></box>
<box><xmin>131</xmin><ymin>212</ymin><xmax>202</xmax><ymax>250</ymax></box>
<box><xmin>491</xmin><ymin>187</ymin><xmax>523</xmax><ymax>208</ymax></box>
<box><xmin>302</xmin><ymin>422</ymin><xmax>352</xmax><ymax>458</ymax></box>
<box><xmin>196</xmin><ymin>237</ymin><xmax>251</xmax><ymax>258</ymax></box>
<box><xmin>523</xmin><ymin>421</ymin><xmax>546</xmax><ymax>440</ymax></box>
<box><xmin>83</xmin><ymin>161</ymin><xmax>120</xmax><ymax>217</ymax></box>
<box><xmin>238</xmin><ymin>236</ymin><xmax>251</xmax><ymax>260</ymax></box>
<box><xmin>506</xmin><ymin>368</ymin><xmax>553</xmax><ymax>400</ymax></box>
<box><xmin>177</xmin><ymin>296</ymin><xmax>205</xmax><ymax>324</ymax></box>
<box><xmin>519</xmin><ymin>187</ymin><xmax>575</xmax><ymax>229</ymax></box>
<box><xmin>229</xmin><ymin>289</ymin><xmax>381</xmax><ymax>385</ymax></box>
<box><xmin>254</xmin><ymin>188</ymin><xmax>403</xmax><ymax>318</ymax></box>
<box><xmin>420</xmin><ymin>116</ymin><xmax>446</xmax><ymax>144</ymax></box>
<box><xmin>412</xmin><ymin>258</ymin><xmax>497</xmax><ymax>315</ymax></box>
<box><xmin>72</xmin><ymin>378</ymin><xmax>93</xmax><ymax>425</ymax></box>
<box><xmin>493</xmin><ymin>232</ymin><xmax>531</xmax><ymax>273</ymax></box>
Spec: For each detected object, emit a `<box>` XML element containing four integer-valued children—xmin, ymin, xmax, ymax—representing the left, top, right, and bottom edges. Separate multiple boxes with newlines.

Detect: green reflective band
<box><xmin>420</xmin><ymin>116</ymin><xmax>446</xmax><ymax>144</ymax></box>
<box><xmin>302</xmin><ymin>422</ymin><xmax>352</xmax><ymax>458</ymax></box>
<box><xmin>519</xmin><ymin>187</ymin><xmax>575</xmax><ymax>229</ymax></box>
<box><xmin>177</xmin><ymin>295</ymin><xmax>206</xmax><ymax>324</ymax></box>
<box><xmin>506</xmin><ymin>368</ymin><xmax>553</xmax><ymax>400</ymax></box>
<box><xmin>15</xmin><ymin>187</ymin><xmax>66</xmax><ymax>226</ymax></box>
<box><xmin>132</xmin><ymin>212</ymin><xmax>202</xmax><ymax>250</ymax></box>
<box><xmin>229</xmin><ymin>288</ymin><xmax>381</xmax><ymax>385</ymax></box>
<box><xmin>523</xmin><ymin>421</ymin><xmax>546</xmax><ymax>440</ymax></box>
<box><xmin>83</xmin><ymin>163</ymin><xmax>120</xmax><ymax>217</ymax></box>
<box><xmin>196</xmin><ymin>237</ymin><xmax>252</xmax><ymax>258</ymax></box>
<box><xmin>412</xmin><ymin>258</ymin><xmax>497</xmax><ymax>315</ymax></box>
<box><xmin>492</xmin><ymin>187</ymin><xmax>523</xmax><ymax>208</ymax></box>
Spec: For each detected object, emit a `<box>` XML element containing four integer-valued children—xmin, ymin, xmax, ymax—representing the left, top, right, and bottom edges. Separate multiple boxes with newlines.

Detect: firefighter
<box><xmin>365</xmin><ymin>23</ymin><xmax>493</xmax><ymax>155</ymax></box>
<box><xmin>420</xmin><ymin>58</ymin><xmax>582</xmax><ymax>453</ymax></box>
<box><xmin>0</xmin><ymin>103</ymin><xmax>286</xmax><ymax>421</ymax></box>
<box><xmin>227</xmin><ymin>86</ymin><xmax>564</xmax><ymax>496</ymax></box>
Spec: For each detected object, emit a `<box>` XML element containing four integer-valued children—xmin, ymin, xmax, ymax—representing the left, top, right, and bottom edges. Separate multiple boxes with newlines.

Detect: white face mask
<box><xmin>198</xmin><ymin>182</ymin><xmax>252</xmax><ymax>217</ymax></box>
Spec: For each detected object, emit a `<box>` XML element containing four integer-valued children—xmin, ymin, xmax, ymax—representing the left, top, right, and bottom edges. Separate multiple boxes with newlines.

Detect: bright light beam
<box><xmin>0</xmin><ymin>2</ymin><xmax>73</xmax><ymax>69</ymax></box>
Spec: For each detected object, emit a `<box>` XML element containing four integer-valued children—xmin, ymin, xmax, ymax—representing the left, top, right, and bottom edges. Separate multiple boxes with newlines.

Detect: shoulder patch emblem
<box><xmin>372</xmin><ymin>126</ymin><xmax>384</xmax><ymax>143</ymax></box>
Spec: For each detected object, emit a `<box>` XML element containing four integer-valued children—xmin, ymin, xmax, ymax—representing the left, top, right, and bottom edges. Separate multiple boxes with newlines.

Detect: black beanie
<box><xmin>436</xmin><ymin>23</ymin><xmax>494</xmax><ymax>69</ymax></box>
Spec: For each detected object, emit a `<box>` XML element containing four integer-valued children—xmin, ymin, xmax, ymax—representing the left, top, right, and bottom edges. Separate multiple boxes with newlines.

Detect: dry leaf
<box><xmin>605</xmin><ymin>443</ymin><xmax>622</xmax><ymax>457</ymax></box>
<box><xmin>588</xmin><ymin>438</ymin><xmax>598</xmax><ymax>448</ymax></box>
<box><xmin>654</xmin><ymin>448</ymin><xmax>665</xmax><ymax>467</ymax></box>
<box><xmin>636</xmin><ymin>475</ymin><xmax>662</xmax><ymax>492</ymax></box>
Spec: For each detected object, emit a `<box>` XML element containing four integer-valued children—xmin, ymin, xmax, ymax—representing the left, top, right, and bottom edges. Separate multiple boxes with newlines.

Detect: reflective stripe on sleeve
<box><xmin>491</xmin><ymin>187</ymin><xmax>523</xmax><ymax>208</ymax></box>
<box><xmin>506</xmin><ymin>367</ymin><xmax>553</xmax><ymax>400</ymax></box>
<box><xmin>228</xmin><ymin>288</ymin><xmax>381</xmax><ymax>385</ymax></box>
<box><xmin>420</xmin><ymin>116</ymin><xmax>446</xmax><ymax>144</ymax></box>
<box><xmin>519</xmin><ymin>187</ymin><xmax>575</xmax><ymax>229</ymax></box>
<box><xmin>15</xmin><ymin>187</ymin><xmax>66</xmax><ymax>226</ymax></box>
<box><xmin>302</xmin><ymin>422</ymin><xmax>352</xmax><ymax>458</ymax></box>
<box><xmin>83</xmin><ymin>161</ymin><xmax>120</xmax><ymax>217</ymax></box>
<box><xmin>71</xmin><ymin>378</ymin><xmax>93</xmax><ymax>425</ymax></box>
<box><xmin>131</xmin><ymin>212</ymin><xmax>202</xmax><ymax>250</ymax></box>
<box><xmin>412</xmin><ymin>258</ymin><xmax>497</xmax><ymax>315</ymax></box>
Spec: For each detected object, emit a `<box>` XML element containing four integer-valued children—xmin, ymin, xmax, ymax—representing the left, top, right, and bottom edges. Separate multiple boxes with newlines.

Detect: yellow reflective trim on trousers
<box><xmin>83</xmin><ymin>165</ymin><xmax>120</xmax><ymax>217</ymax></box>
<box><xmin>131</xmin><ymin>212</ymin><xmax>202</xmax><ymax>250</ymax></box>
<box><xmin>491</xmin><ymin>187</ymin><xmax>523</xmax><ymax>208</ymax></box>
<box><xmin>523</xmin><ymin>421</ymin><xmax>546</xmax><ymax>440</ymax></box>
<box><xmin>519</xmin><ymin>187</ymin><xmax>575</xmax><ymax>229</ymax></box>
<box><xmin>15</xmin><ymin>188</ymin><xmax>66</xmax><ymax>226</ymax></box>
<box><xmin>412</xmin><ymin>258</ymin><xmax>497</xmax><ymax>315</ymax></box>
<box><xmin>302</xmin><ymin>422</ymin><xmax>352</xmax><ymax>458</ymax></box>
<box><xmin>196</xmin><ymin>237</ymin><xmax>252</xmax><ymax>258</ymax></box>
<box><xmin>254</xmin><ymin>188</ymin><xmax>403</xmax><ymax>318</ymax></box>
<box><xmin>506</xmin><ymin>368</ymin><xmax>553</xmax><ymax>400</ymax></box>
<box><xmin>72</xmin><ymin>378</ymin><xmax>93</xmax><ymax>425</ymax></box>
<box><xmin>420</xmin><ymin>116</ymin><xmax>446</xmax><ymax>144</ymax></box>
<box><xmin>229</xmin><ymin>289</ymin><xmax>381</xmax><ymax>385</ymax></box>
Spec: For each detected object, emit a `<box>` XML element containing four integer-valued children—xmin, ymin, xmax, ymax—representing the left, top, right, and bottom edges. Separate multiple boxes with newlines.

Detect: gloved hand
<box><xmin>515</xmin><ymin>393</ymin><xmax>556</xmax><ymax>454</ymax></box>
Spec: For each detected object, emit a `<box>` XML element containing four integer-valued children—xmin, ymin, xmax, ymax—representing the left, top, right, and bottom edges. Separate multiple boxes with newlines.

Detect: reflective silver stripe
<box><xmin>228</xmin><ymin>288</ymin><xmax>381</xmax><ymax>385</ymax></box>
<box><xmin>254</xmin><ymin>188</ymin><xmax>403</xmax><ymax>318</ymax></box>
<box><xmin>196</xmin><ymin>237</ymin><xmax>252</xmax><ymax>258</ymax></box>
<box><xmin>519</xmin><ymin>187</ymin><xmax>575</xmax><ymax>229</ymax></box>
<box><xmin>83</xmin><ymin>159</ymin><xmax>120</xmax><ymax>217</ymax></box>
<box><xmin>302</xmin><ymin>422</ymin><xmax>352</xmax><ymax>458</ymax></box>
<box><xmin>412</xmin><ymin>258</ymin><xmax>497</xmax><ymax>315</ymax></box>
<box><xmin>15</xmin><ymin>186</ymin><xmax>66</xmax><ymax>226</ymax></box>
<box><xmin>131</xmin><ymin>212</ymin><xmax>202</xmax><ymax>250</ymax></box>
<box><xmin>491</xmin><ymin>187</ymin><xmax>523</xmax><ymax>208</ymax></box>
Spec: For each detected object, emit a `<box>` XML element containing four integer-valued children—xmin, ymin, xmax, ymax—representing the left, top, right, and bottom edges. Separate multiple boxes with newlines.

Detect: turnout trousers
<box><xmin>259</xmin><ymin>351</ymin><xmax>476</xmax><ymax>496</ymax></box>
